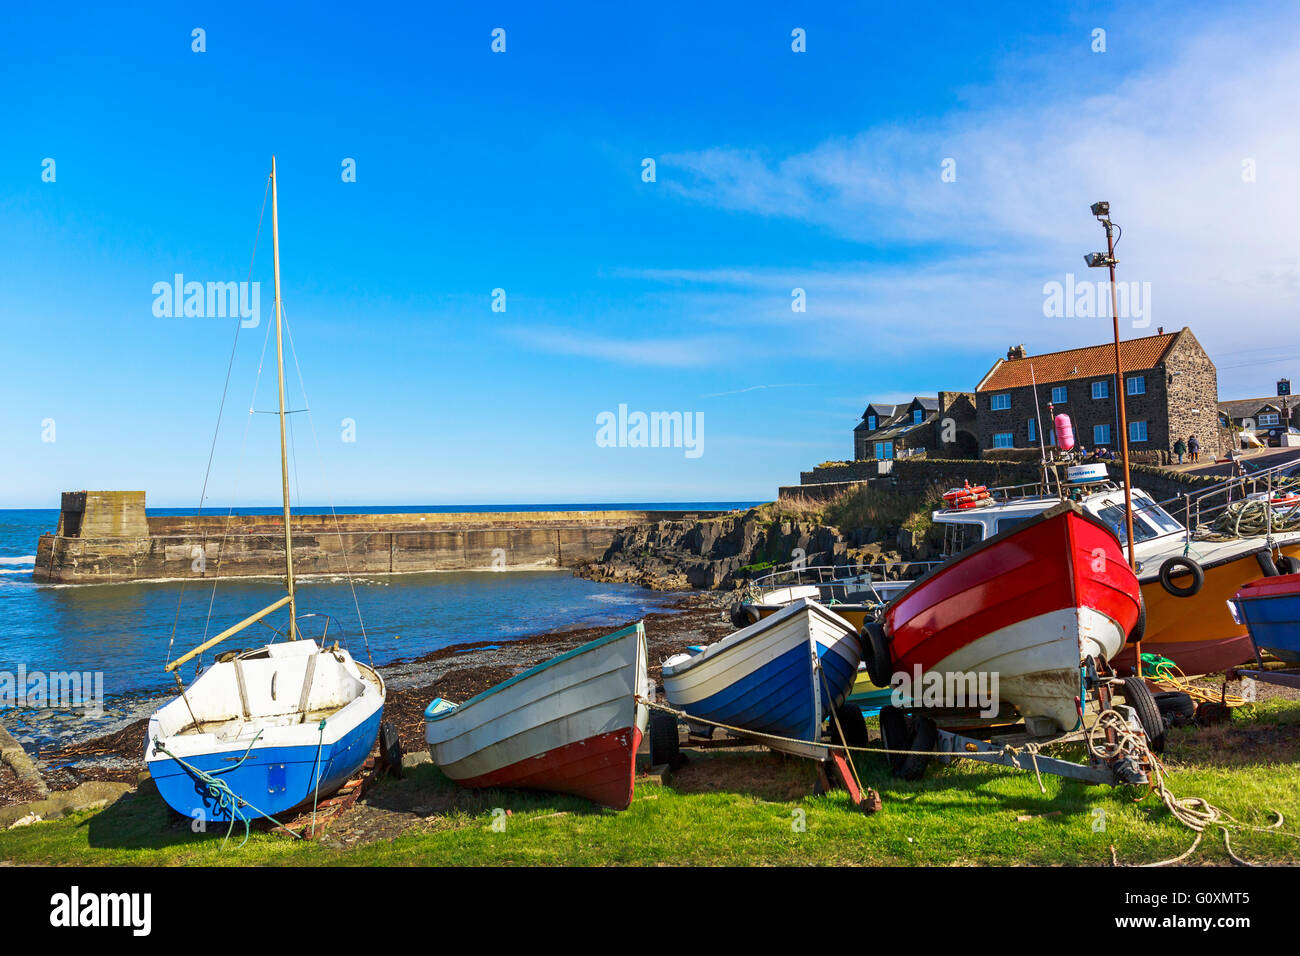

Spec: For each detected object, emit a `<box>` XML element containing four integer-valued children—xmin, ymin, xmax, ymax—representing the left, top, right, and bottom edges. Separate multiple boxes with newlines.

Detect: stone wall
<box><xmin>33</xmin><ymin>497</ymin><xmax>722</xmax><ymax>583</ymax></box>
<box><xmin>1163</xmin><ymin>330</ymin><xmax>1225</xmax><ymax>458</ymax></box>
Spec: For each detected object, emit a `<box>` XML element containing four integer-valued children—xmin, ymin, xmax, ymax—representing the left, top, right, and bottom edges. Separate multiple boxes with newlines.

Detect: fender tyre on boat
<box><xmin>895</xmin><ymin>716</ymin><xmax>937</xmax><ymax>781</ymax></box>
<box><xmin>1159</xmin><ymin>556</ymin><xmax>1204</xmax><ymax>598</ymax></box>
<box><xmin>1255</xmin><ymin>550</ymin><xmax>1280</xmax><ymax>577</ymax></box>
<box><xmin>829</xmin><ymin>703</ymin><xmax>869</xmax><ymax>750</ymax></box>
<box><xmin>729</xmin><ymin>602</ymin><xmax>759</xmax><ymax>629</ymax></box>
<box><xmin>1121</xmin><ymin>677</ymin><xmax>1166</xmax><ymax>754</ymax></box>
<box><xmin>1127</xmin><ymin>592</ymin><xmax>1146</xmax><ymax>645</ymax></box>
<box><xmin>1277</xmin><ymin>555</ymin><xmax>1300</xmax><ymax>575</ymax></box>
<box><xmin>860</xmin><ymin>621</ymin><xmax>893</xmax><ymax>689</ymax></box>
<box><xmin>878</xmin><ymin>705</ymin><xmax>910</xmax><ymax>774</ymax></box>
<box><xmin>648</xmin><ymin>708</ymin><xmax>682</xmax><ymax>770</ymax></box>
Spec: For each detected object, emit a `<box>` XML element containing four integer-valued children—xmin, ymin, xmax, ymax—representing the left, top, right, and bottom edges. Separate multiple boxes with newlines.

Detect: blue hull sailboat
<box><xmin>661</xmin><ymin>598</ymin><xmax>862</xmax><ymax>756</ymax></box>
<box><xmin>145</xmin><ymin>158</ymin><xmax>385</xmax><ymax>829</ymax></box>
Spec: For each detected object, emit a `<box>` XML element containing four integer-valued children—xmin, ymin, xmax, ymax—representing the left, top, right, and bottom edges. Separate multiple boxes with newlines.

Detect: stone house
<box><xmin>973</xmin><ymin>327</ymin><xmax>1221</xmax><ymax>462</ymax></box>
<box><xmin>853</xmin><ymin>392</ymin><xmax>978</xmax><ymax>460</ymax></box>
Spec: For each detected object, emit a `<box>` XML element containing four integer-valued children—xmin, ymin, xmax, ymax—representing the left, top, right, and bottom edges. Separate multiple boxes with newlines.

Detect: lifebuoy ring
<box><xmin>1159</xmin><ymin>556</ymin><xmax>1204</xmax><ymax>597</ymax></box>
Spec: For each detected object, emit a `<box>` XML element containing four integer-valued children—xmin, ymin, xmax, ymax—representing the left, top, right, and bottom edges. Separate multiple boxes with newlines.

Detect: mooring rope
<box><xmin>152</xmin><ymin>731</ymin><xmax>301</xmax><ymax>849</ymax></box>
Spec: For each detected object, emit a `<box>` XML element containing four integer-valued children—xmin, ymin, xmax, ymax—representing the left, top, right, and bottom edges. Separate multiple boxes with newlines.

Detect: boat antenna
<box><xmin>270</xmin><ymin>156</ymin><xmax>297</xmax><ymax>640</ymax></box>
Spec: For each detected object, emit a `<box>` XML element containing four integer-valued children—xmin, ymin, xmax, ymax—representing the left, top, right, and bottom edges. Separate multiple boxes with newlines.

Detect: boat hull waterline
<box><xmin>424</xmin><ymin>622</ymin><xmax>650</xmax><ymax>810</ymax></box>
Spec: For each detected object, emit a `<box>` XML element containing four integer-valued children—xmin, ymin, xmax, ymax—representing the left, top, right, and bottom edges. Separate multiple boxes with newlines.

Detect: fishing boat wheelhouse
<box><xmin>929</xmin><ymin>464</ymin><xmax>1300</xmax><ymax>675</ymax></box>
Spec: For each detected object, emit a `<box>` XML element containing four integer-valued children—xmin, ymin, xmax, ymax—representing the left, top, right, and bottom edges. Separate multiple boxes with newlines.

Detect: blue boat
<box><xmin>1231</xmin><ymin>572</ymin><xmax>1300</xmax><ymax>664</ymax></box>
<box><xmin>144</xmin><ymin>158</ymin><xmax>386</xmax><ymax>831</ymax></box>
<box><xmin>661</xmin><ymin>598</ymin><xmax>862</xmax><ymax>756</ymax></box>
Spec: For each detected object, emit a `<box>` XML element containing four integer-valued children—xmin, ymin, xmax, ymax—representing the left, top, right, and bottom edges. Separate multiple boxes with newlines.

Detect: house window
<box><xmin>1092</xmin><ymin>380</ymin><xmax>1110</xmax><ymax>399</ymax></box>
<box><xmin>874</xmin><ymin>441</ymin><xmax>894</xmax><ymax>460</ymax></box>
<box><xmin>913</xmin><ymin>408</ymin><xmax>923</xmax><ymax>424</ymax></box>
<box><xmin>993</xmin><ymin>432</ymin><xmax>1014</xmax><ymax>448</ymax></box>
<box><xmin>867</xmin><ymin>414</ymin><xmax>876</xmax><ymax>430</ymax></box>
<box><xmin>1094</xmin><ymin>424</ymin><xmax>1111</xmax><ymax>445</ymax></box>
<box><xmin>991</xmin><ymin>393</ymin><xmax>1011</xmax><ymax>411</ymax></box>
<box><xmin>1259</xmin><ymin>413</ymin><xmax>1280</xmax><ymax>426</ymax></box>
<box><xmin>1051</xmin><ymin>386</ymin><xmax>1067</xmax><ymax>404</ymax></box>
<box><xmin>1126</xmin><ymin>375</ymin><xmax>1146</xmax><ymax>395</ymax></box>
<box><xmin>1129</xmin><ymin>420</ymin><xmax>1148</xmax><ymax>442</ymax></box>
<box><xmin>1027</xmin><ymin>418</ymin><xmax>1037</xmax><ymax>442</ymax></box>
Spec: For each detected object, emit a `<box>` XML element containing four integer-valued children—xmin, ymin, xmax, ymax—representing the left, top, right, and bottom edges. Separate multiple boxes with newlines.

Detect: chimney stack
<box><xmin>1007</xmin><ymin>344</ymin><xmax>1027</xmax><ymax>360</ymax></box>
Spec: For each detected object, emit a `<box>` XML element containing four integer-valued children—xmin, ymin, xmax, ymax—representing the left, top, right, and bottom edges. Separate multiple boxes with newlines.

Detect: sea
<box><xmin>0</xmin><ymin>502</ymin><xmax>756</xmax><ymax>752</ymax></box>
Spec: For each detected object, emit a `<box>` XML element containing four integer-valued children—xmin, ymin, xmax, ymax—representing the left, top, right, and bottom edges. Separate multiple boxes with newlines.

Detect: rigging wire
<box><xmin>165</xmin><ymin>175</ymin><xmax>271</xmax><ymax>672</ymax></box>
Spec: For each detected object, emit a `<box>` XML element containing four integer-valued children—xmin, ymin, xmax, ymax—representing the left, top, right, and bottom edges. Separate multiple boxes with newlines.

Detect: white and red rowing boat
<box><xmin>881</xmin><ymin>501</ymin><xmax>1142</xmax><ymax>731</ymax></box>
<box><xmin>424</xmin><ymin>621</ymin><xmax>649</xmax><ymax>809</ymax></box>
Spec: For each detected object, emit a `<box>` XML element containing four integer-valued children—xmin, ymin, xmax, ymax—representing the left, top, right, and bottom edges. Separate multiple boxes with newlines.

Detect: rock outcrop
<box><xmin>577</xmin><ymin>508</ymin><xmax>934</xmax><ymax>591</ymax></box>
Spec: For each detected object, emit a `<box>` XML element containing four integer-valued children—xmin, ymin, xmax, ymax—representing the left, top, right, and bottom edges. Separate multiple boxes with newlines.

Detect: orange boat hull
<box><xmin>1113</xmin><ymin>543</ymin><xmax>1300</xmax><ymax>675</ymax></box>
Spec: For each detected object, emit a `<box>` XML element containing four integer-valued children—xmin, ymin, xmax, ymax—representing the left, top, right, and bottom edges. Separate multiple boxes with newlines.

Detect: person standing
<box><xmin>1173</xmin><ymin>437</ymin><xmax>1186</xmax><ymax>464</ymax></box>
<box><xmin>1188</xmin><ymin>434</ymin><xmax>1200</xmax><ymax>463</ymax></box>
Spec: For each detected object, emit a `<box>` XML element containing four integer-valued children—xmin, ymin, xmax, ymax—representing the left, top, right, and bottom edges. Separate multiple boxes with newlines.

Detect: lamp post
<box><xmin>1086</xmin><ymin>201</ymin><xmax>1140</xmax><ymax>676</ymax></box>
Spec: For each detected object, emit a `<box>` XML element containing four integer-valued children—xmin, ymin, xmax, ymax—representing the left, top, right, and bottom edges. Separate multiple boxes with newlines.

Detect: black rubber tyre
<box><xmin>860</xmin><ymin>621</ymin><xmax>893</xmax><ymax>689</ymax></box>
<box><xmin>648</xmin><ymin>708</ymin><xmax>682</xmax><ymax>770</ymax></box>
<box><xmin>1154</xmin><ymin>690</ymin><xmax>1196</xmax><ymax>727</ymax></box>
<box><xmin>379</xmin><ymin>721</ymin><xmax>403</xmax><ymax>779</ymax></box>
<box><xmin>878</xmin><ymin>705</ymin><xmax>910</xmax><ymax>774</ymax></box>
<box><xmin>1127</xmin><ymin>591</ymin><xmax>1146</xmax><ymax>645</ymax></box>
<box><xmin>1121</xmin><ymin>677</ymin><xmax>1166</xmax><ymax>753</ymax></box>
<box><xmin>829</xmin><ymin>703</ymin><xmax>870</xmax><ymax>750</ymax></box>
<box><xmin>1255</xmin><ymin>550</ymin><xmax>1280</xmax><ymax>577</ymax></box>
<box><xmin>895</xmin><ymin>716</ymin><xmax>937</xmax><ymax>781</ymax></box>
<box><xmin>1277</xmin><ymin>555</ymin><xmax>1300</xmax><ymax>575</ymax></box>
<box><xmin>729</xmin><ymin>602</ymin><xmax>757</xmax><ymax>629</ymax></box>
<box><xmin>1159</xmin><ymin>556</ymin><xmax>1204</xmax><ymax>598</ymax></box>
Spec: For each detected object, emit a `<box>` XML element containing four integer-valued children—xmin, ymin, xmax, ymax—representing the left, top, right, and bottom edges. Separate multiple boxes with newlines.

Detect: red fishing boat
<box><xmin>878</xmin><ymin>501</ymin><xmax>1142</xmax><ymax>731</ymax></box>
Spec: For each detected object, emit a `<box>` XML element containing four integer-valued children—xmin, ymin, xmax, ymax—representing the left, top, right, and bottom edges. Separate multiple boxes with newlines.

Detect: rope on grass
<box><xmin>1086</xmin><ymin>708</ymin><xmax>1296</xmax><ymax>866</ymax></box>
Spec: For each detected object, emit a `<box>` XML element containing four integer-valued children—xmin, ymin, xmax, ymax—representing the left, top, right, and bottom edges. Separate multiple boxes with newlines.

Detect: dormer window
<box><xmin>913</xmin><ymin>408</ymin><xmax>923</xmax><ymax>424</ymax></box>
<box><xmin>867</xmin><ymin>414</ymin><xmax>877</xmax><ymax>430</ymax></box>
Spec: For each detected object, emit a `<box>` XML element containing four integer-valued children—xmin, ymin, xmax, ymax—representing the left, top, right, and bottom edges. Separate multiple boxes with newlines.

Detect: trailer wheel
<box><xmin>1154</xmin><ymin>691</ymin><xmax>1196</xmax><ymax>727</ymax></box>
<box><xmin>829</xmin><ymin>704</ymin><xmax>869</xmax><ymax>750</ymax></box>
<box><xmin>648</xmin><ymin>708</ymin><xmax>682</xmax><ymax>770</ymax></box>
<box><xmin>1121</xmin><ymin>677</ymin><xmax>1166</xmax><ymax>753</ymax></box>
<box><xmin>860</xmin><ymin>621</ymin><xmax>893</xmax><ymax>689</ymax></box>
<box><xmin>1159</xmin><ymin>557</ymin><xmax>1204</xmax><ymax>598</ymax></box>
<box><xmin>1126</xmin><ymin>592</ymin><xmax>1146</xmax><ymax>645</ymax></box>
<box><xmin>878</xmin><ymin>705</ymin><xmax>910</xmax><ymax>774</ymax></box>
<box><xmin>1255</xmin><ymin>550</ymin><xmax>1280</xmax><ymax>577</ymax></box>
<box><xmin>895</xmin><ymin>716</ymin><xmax>937</xmax><ymax>781</ymax></box>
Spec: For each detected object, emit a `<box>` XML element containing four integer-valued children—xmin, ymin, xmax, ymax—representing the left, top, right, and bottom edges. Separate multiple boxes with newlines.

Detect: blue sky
<box><xmin>4</xmin><ymin>1</ymin><xmax>1299</xmax><ymax>507</ymax></box>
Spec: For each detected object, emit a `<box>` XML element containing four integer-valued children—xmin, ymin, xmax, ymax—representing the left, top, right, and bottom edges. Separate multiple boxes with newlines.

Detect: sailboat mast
<box><xmin>270</xmin><ymin>156</ymin><xmax>297</xmax><ymax>641</ymax></box>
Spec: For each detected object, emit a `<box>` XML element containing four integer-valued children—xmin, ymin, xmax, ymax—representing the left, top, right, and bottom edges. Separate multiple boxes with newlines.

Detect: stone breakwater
<box><xmin>577</xmin><ymin>509</ymin><xmax>929</xmax><ymax>591</ymax></box>
<box><xmin>33</xmin><ymin>491</ymin><xmax>727</xmax><ymax>584</ymax></box>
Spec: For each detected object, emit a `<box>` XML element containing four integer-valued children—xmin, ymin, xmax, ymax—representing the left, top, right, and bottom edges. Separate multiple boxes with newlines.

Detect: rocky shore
<box><xmin>575</xmin><ymin>506</ymin><xmax>930</xmax><ymax>591</ymax></box>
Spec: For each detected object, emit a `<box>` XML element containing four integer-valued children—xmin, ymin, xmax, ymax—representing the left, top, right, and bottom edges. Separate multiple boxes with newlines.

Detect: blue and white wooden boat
<box><xmin>1231</xmin><ymin>572</ymin><xmax>1300</xmax><ymax>664</ymax></box>
<box><xmin>146</xmin><ymin>639</ymin><xmax>385</xmax><ymax>823</ymax></box>
<box><xmin>145</xmin><ymin>158</ymin><xmax>385</xmax><ymax>828</ymax></box>
<box><xmin>661</xmin><ymin>598</ymin><xmax>861</xmax><ymax>757</ymax></box>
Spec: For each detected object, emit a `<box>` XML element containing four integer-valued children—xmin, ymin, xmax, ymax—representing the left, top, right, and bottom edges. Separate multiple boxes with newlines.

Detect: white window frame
<box><xmin>1092</xmin><ymin>380</ymin><xmax>1109</xmax><ymax>400</ymax></box>
<box><xmin>1094</xmin><ymin>423</ymin><xmax>1111</xmax><ymax>445</ymax></box>
<box><xmin>1126</xmin><ymin>375</ymin><xmax>1145</xmax><ymax>395</ymax></box>
<box><xmin>1027</xmin><ymin>417</ymin><xmax>1036</xmax><ymax>442</ymax></box>
<box><xmin>991</xmin><ymin>393</ymin><xmax>1011</xmax><ymax>411</ymax></box>
<box><xmin>913</xmin><ymin>408</ymin><xmax>923</xmax><ymax>424</ymax></box>
<box><xmin>993</xmin><ymin>432</ymin><xmax>1014</xmax><ymax>449</ymax></box>
<box><xmin>1129</xmin><ymin>420</ymin><xmax>1148</xmax><ymax>443</ymax></box>
<box><xmin>866</xmin><ymin>415</ymin><xmax>876</xmax><ymax>430</ymax></box>
<box><xmin>1051</xmin><ymin>386</ymin><xmax>1067</xmax><ymax>404</ymax></box>
<box><xmin>1259</xmin><ymin>412</ymin><xmax>1280</xmax><ymax>426</ymax></box>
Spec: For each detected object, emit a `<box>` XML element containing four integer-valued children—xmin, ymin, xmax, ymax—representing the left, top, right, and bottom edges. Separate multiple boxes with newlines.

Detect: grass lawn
<box><xmin>2</xmin><ymin>700</ymin><xmax>1298</xmax><ymax>866</ymax></box>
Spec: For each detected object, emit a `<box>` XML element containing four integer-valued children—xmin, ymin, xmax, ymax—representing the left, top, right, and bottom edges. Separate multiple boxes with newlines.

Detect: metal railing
<box><xmin>1152</xmin><ymin>456</ymin><xmax>1300</xmax><ymax>543</ymax></box>
<box><xmin>747</xmin><ymin>560</ymin><xmax>943</xmax><ymax>605</ymax></box>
